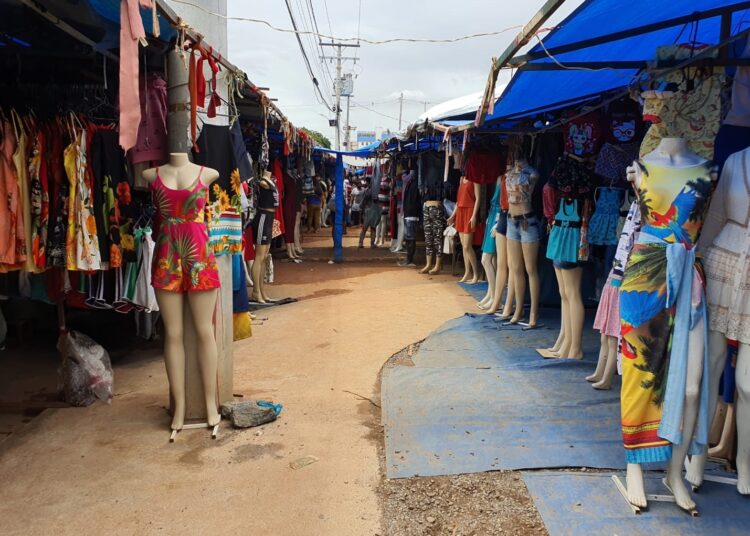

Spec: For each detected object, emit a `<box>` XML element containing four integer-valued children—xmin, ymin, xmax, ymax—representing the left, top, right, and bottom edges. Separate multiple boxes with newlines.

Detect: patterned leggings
<box><xmin>423</xmin><ymin>204</ymin><xmax>446</xmax><ymax>258</ymax></box>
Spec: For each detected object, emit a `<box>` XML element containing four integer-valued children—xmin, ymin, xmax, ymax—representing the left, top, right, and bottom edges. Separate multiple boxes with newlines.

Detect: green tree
<box><xmin>302</xmin><ymin>128</ymin><xmax>331</xmax><ymax>149</ymax></box>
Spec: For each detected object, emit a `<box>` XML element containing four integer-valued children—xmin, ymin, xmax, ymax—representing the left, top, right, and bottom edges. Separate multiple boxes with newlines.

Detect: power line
<box><xmin>170</xmin><ymin>0</ymin><xmax>524</xmax><ymax>45</ymax></box>
<box><xmin>283</xmin><ymin>0</ymin><xmax>333</xmax><ymax>111</ymax></box>
<box><xmin>352</xmin><ymin>101</ymin><xmax>400</xmax><ymax>122</ymax></box>
<box><xmin>321</xmin><ymin>0</ymin><xmax>333</xmax><ymax>35</ymax></box>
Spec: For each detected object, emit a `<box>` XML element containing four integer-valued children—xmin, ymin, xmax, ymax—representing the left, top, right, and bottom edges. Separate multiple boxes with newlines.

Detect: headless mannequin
<box><xmin>251</xmin><ymin>171</ymin><xmax>274</xmax><ymax>304</ymax></box>
<box><xmin>507</xmin><ymin>159</ymin><xmax>541</xmax><ymax>326</ymax></box>
<box><xmin>685</xmin><ymin>147</ymin><xmax>750</xmax><ymax>495</ymax></box>
<box><xmin>586</xmin><ymin>334</ymin><xmax>618</xmax><ymax>389</ymax></box>
<box><xmin>419</xmin><ymin>200</ymin><xmax>444</xmax><ymax>274</ymax></box>
<box><xmin>625</xmin><ymin>138</ymin><xmax>712</xmax><ymax>511</ymax></box>
<box><xmin>447</xmin><ymin>179</ymin><xmax>481</xmax><ymax>283</ymax></box>
<box><xmin>143</xmin><ymin>153</ymin><xmax>221</xmax><ymax>430</ymax></box>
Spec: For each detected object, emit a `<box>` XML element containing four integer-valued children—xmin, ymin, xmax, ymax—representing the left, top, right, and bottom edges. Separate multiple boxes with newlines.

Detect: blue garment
<box><xmin>482</xmin><ymin>186</ymin><xmax>501</xmax><ymax>254</ymax></box>
<box><xmin>656</xmin><ymin>237</ymin><xmax>710</xmax><ymax>456</ymax></box>
<box><xmin>588</xmin><ymin>187</ymin><xmax>623</xmax><ymax>245</ymax></box>
<box><xmin>507</xmin><ymin>214</ymin><xmax>542</xmax><ymax>243</ymax></box>
<box><xmin>495</xmin><ymin>210</ymin><xmax>508</xmax><ymax>236</ymax></box>
<box><xmin>546</xmin><ymin>199</ymin><xmax>581</xmax><ymax>263</ymax></box>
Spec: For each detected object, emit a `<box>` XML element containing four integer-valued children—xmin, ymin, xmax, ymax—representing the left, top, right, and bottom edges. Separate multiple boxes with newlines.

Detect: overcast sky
<box><xmin>227</xmin><ymin>1</ymin><xmax>584</xmax><ymax>140</ymax></box>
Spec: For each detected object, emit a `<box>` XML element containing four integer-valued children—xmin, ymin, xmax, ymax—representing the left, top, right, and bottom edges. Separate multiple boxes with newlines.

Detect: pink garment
<box><xmin>129</xmin><ymin>73</ymin><xmax>168</xmax><ymax>165</ymax></box>
<box><xmin>119</xmin><ymin>0</ymin><xmax>151</xmax><ymax>151</ymax></box>
<box><xmin>594</xmin><ymin>272</ymin><xmax>622</xmax><ymax>337</ymax></box>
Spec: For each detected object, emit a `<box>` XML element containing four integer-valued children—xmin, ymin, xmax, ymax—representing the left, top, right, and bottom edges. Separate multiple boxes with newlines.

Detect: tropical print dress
<box><xmin>619</xmin><ymin>160</ymin><xmax>714</xmax><ymax>464</ymax></box>
<box><xmin>150</xmin><ymin>167</ymin><xmax>220</xmax><ymax>293</ymax></box>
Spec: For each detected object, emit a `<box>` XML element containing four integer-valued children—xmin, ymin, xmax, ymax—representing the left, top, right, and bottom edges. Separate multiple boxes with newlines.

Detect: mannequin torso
<box><xmin>143</xmin><ymin>152</ymin><xmax>219</xmax><ymax>188</ymax></box>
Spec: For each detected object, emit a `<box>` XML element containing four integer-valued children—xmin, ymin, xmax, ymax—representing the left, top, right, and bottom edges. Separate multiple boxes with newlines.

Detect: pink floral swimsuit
<box><xmin>150</xmin><ymin>167</ymin><xmax>220</xmax><ymax>292</ymax></box>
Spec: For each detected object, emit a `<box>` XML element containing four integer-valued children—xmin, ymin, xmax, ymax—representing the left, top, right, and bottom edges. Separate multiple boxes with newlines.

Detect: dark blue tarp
<box><xmin>456</xmin><ymin>1</ymin><xmax>750</xmax><ymax>124</ymax></box>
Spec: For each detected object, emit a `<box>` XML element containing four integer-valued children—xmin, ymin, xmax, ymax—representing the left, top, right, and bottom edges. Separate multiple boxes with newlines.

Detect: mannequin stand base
<box><xmin>169</xmin><ymin>422</ymin><xmax>220</xmax><ymax>443</ymax></box>
<box><xmin>611</xmin><ymin>475</ymin><xmax>699</xmax><ymax>517</ymax></box>
<box><xmin>536</xmin><ymin>348</ymin><xmax>558</xmax><ymax>359</ymax></box>
<box><xmin>612</xmin><ymin>476</ymin><xmax>680</xmax><ymax>515</ymax></box>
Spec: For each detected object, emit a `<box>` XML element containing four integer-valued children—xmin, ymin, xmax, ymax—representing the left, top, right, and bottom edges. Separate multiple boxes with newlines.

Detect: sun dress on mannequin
<box><xmin>619</xmin><ymin>160</ymin><xmax>714</xmax><ymax>463</ymax></box>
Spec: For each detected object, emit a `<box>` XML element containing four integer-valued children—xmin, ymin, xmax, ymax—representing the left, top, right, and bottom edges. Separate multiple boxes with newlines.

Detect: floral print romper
<box><xmin>150</xmin><ymin>167</ymin><xmax>220</xmax><ymax>292</ymax></box>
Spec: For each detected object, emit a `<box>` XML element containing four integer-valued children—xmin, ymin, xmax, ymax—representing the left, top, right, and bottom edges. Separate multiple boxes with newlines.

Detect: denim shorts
<box><xmin>506</xmin><ymin>214</ymin><xmax>541</xmax><ymax>243</ymax></box>
<box><xmin>495</xmin><ymin>210</ymin><xmax>508</xmax><ymax>236</ymax></box>
<box><xmin>553</xmin><ymin>260</ymin><xmax>579</xmax><ymax>270</ymax></box>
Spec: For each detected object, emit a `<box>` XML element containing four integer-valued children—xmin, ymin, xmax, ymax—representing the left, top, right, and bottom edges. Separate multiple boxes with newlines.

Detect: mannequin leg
<box><xmin>478</xmin><ymin>252</ymin><xmax>496</xmax><ymax>308</ymax></box>
<box><xmin>521</xmin><ymin>242</ymin><xmax>540</xmax><ymax>327</ymax></box>
<box><xmin>626</xmin><ymin>463</ymin><xmax>648</xmax><ymax>508</ymax></box>
<box><xmin>391</xmin><ymin>214</ymin><xmax>405</xmax><ymax>252</ymax></box>
<box><xmin>737</xmin><ymin>343</ymin><xmax>750</xmax><ymax>494</ymax></box>
<box><xmin>487</xmin><ymin>234</ymin><xmax>509</xmax><ymax>314</ymax></box>
<box><xmin>294</xmin><ymin>211</ymin><xmax>304</xmax><ymax>253</ymax></box>
<box><xmin>429</xmin><ymin>255</ymin><xmax>443</xmax><ymax>275</ymax></box>
<box><xmin>507</xmin><ymin>239</ymin><xmax>526</xmax><ymax>323</ymax></box>
<box><xmin>260</xmin><ymin>251</ymin><xmax>273</xmax><ymax>301</ymax></box>
<box><xmin>502</xmin><ymin>269</ymin><xmax>517</xmax><ymax>319</ymax></box>
<box><xmin>548</xmin><ymin>268</ymin><xmax>566</xmax><ymax>353</ymax></box>
<box><xmin>245</xmin><ymin>260</ymin><xmax>254</xmax><ymax>287</ymax></box>
<box><xmin>458</xmin><ymin>233</ymin><xmax>478</xmax><ymax>283</ymax></box>
<box><xmin>285</xmin><ymin>243</ymin><xmax>298</xmax><ymax>260</ymax></box>
<box><xmin>187</xmin><ymin>289</ymin><xmax>220</xmax><ymax>426</ymax></box>
<box><xmin>664</xmin><ymin>316</ymin><xmax>705</xmax><ymax>512</ymax></box>
<box><xmin>686</xmin><ymin>330</ymin><xmax>730</xmax><ymax>488</ymax></box>
<box><xmin>559</xmin><ymin>267</ymin><xmax>584</xmax><ymax>359</ymax></box>
<box><xmin>709</xmin><ymin>404</ymin><xmax>735</xmax><ymax>459</ymax></box>
<box><xmin>587</xmin><ymin>333</ymin><xmax>609</xmax><ymax>383</ymax></box>
<box><xmin>251</xmin><ymin>244</ymin><xmax>269</xmax><ymax>303</ymax></box>
<box><xmin>593</xmin><ymin>335</ymin><xmax>618</xmax><ymax>390</ymax></box>
<box><xmin>420</xmin><ymin>211</ymin><xmax>436</xmax><ymax>273</ymax></box>
<box><xmin>154</xmin><ymin>290</ymin><xmax>187</xmax><ymax>431</ymax></box>
<box><xmin>375</xmin><ymin>216</ymin><xmax>383</xmax><ymax>245</ymax></box>
<box><xmin>358</xmin><ymin>224</ymin><xmax>367</xmax><ymax>248</ymax></box>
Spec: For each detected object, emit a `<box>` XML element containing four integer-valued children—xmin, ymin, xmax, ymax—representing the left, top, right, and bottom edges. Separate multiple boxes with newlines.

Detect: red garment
<box><xmin>272</xmin><ymin>159</ymin><xmax>285</xmax><ymax>237</ymax></box>
<box><xmin>119</xmin><ymin>0</ymin><xmax>151</xmax><ymax>151</ymax></box>
<box><xmin>129</xmin><ymin>74</ymin><xmax>168</xmax><ymax>165</ymax></box>
<box><xmin>282</xmin><ymin>170</ymin><xmax>296</xmax><ymax>242</ymax></box>
<box><xmin>542</xmin><ymin>182</ymin><xmax>561</xmax><ymax>226</ymax></box>
<box><xmin>456</xmin><ymin>179</ymin><xmax>476</xmax><ymax>208</ymax></box>
<box><xmin>464</xmin><ymin>151</ymin><xmax>504</xmax><ymax>184</ymax></box>
<box><xmin>499</xmin><ymin>175</ymin><xmax>509</xmax><ymax>211</ymax></box>
<box><xmin>243</xmin><ymin>225</ymin><xmax>256</xmax><ymax>261</ymax></box>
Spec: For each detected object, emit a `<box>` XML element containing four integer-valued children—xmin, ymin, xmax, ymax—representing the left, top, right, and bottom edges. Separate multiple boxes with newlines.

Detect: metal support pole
<box><xmin>334</xmin><ymin>44</ymin><xmax>342</xmax><ymax>150</ymax></box>
<box><xmin>398</xmin><ymin>92</ymin><xmax>404</xmax><ymax>131</ymax></box>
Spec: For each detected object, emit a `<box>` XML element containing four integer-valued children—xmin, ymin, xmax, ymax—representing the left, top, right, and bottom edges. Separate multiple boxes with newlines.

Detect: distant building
<box><xmin>350</xmin><ymin>128</ymin><xmax>393</xmax><ymax>150</ymax></box>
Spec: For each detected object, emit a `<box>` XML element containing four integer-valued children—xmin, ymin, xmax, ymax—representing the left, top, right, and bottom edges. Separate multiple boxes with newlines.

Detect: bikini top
<box><xmin>506</xmin><ymin>167</ymin><xmax>536</xmax><ymax>205</ymax></box>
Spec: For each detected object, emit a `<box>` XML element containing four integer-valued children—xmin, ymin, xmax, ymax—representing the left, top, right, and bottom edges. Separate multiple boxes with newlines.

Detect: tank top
<box><xmin>258</xmin><ymin>179</ymin><xmax>279</xmax><ymax>210</ymax></box>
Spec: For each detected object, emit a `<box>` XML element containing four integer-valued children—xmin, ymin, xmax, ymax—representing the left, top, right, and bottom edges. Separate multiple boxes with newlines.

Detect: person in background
<box><xmin>351</xmin><ymin>180</ymin><xmax>365</xmax><ymax>226</ymax></box>
<box><xmin>359</xmin><ymin>179</ymin><xmax>380</xmax><ymax>248</ymax></box>
<box><xmin>306</xmin><ymin>176</ymin><xmax>323</xmax><ymax>233</ymax></box>
<box><xmin>344</xmin><ymin>176</ymin><xmax>353</xmax><ymax>231</ymax></box>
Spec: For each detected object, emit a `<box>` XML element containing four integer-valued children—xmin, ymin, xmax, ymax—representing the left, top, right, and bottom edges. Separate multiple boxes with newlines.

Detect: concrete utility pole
<box><xmin>344</xmin><ymin>95</ymin><xmax>352</xmax><ymax>150</ymax></box>
<box><xmin>321</xmin><ymin>42</ymin><xmax>359</xmax><ymax>151</ymax></box>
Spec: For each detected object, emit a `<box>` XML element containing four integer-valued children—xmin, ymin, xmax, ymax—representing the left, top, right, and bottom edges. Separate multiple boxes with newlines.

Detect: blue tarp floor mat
<box><xmin>523</xmin><ymin>470</ymin><xmax>750</xmax><ymax>536</ymax></box>
<box><xmin>458</xmin><ymin>281</ymin><xmax>488</xmax><ymax>302</ymax></box>
<box><xmin>382</xmin><ymin>311</ymin><xmax>621</xmax><ymax>478</ymax></box>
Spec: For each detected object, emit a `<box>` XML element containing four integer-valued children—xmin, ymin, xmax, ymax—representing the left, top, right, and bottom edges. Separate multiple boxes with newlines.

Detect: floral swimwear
<box><xmin>150</xmin><ymin>167</ymin><xmax>220</xmax><ymax>292</ymax></box>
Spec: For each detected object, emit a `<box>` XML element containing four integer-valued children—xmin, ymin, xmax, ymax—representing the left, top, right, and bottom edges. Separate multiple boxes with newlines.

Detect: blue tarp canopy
<box><xmin>448</xmin><ymin>0</ymin><xmax>750</xmax><ymax>124</ymax></box>
<box><xmin>314</xmin><ymin>140</ymin><xmax>383</xmax><ymax>158</ymax></box>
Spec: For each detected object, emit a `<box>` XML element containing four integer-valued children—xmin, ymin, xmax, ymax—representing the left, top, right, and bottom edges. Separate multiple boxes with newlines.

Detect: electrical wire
<box><xmin>170</xmin><ymin>0</ymin><xmax>523</xmax><ymax>45</ymax></box>
<box><xmin>352</xmin><ymin>101</ymin><xmax>400</xmax><ymax>122</ymax></box>
<box><xmin>283</xmin><ymin>0</ymin><xmax>333</xmax><ymax>111</ymax></box>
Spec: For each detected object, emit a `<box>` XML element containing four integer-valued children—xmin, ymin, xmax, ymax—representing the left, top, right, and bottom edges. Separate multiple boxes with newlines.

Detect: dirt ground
<box><xmin>0</xmin><ymin>238</ymin><xmax>543</xmax><ymax>535</ymax></box>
